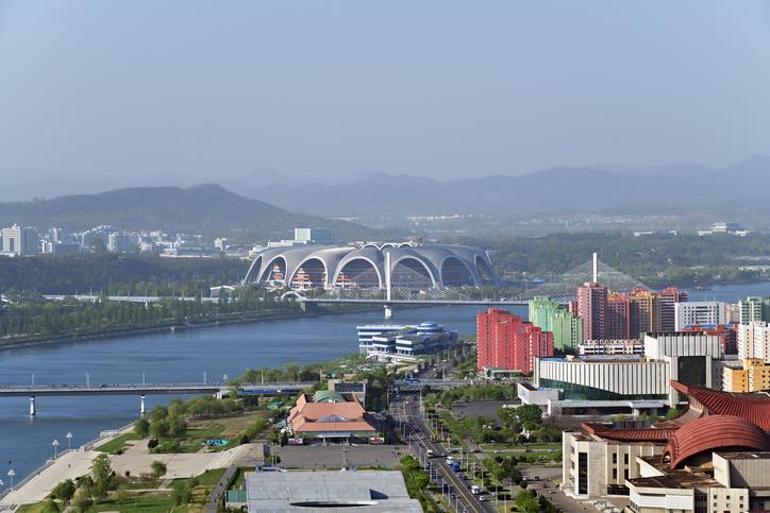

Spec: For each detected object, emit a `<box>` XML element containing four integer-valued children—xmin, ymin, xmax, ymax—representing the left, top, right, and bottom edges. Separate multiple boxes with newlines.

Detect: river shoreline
<box><xmin>0</xmin><ymin>304</ymin><xmax>385</xmax><ymax>352</ymax></box>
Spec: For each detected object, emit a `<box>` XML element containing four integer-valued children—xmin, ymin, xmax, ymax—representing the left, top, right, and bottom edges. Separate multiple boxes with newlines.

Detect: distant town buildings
<box><xmin>476</xmin><ymin>308</ymin><xmax>553</xmax><ymax>375</ymax></box>
<box><xmin>0</xmin><ymin>224</ymin><xmax>39</xmax><ymax>256</ymax></box>
<box><xmin>698</xmin><ymin>221</ymin><xmax>749</xmax><ymax>237</ymax></box>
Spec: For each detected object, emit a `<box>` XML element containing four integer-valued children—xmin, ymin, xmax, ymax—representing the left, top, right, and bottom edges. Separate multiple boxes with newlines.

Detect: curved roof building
<box><xmin>243</xmin><ymin>243</ymin><xmax>496</xmax><ymax>290</ymax></box>
<box><xmin>664</xmin><ymin>415</ymin><xmax>770</xmax><ymax>468</ymax></box>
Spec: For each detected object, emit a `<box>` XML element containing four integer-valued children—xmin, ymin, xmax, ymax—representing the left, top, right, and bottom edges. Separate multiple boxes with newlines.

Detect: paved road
<box><xmin>391</xmin><ymin>392</ymin><xmax>494</xmax><ymax>513</ymax></box>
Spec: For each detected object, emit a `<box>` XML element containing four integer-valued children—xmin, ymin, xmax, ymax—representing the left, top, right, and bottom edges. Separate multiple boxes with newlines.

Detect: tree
<box><xmin>171</xmin><ymin>482</ymin><xmax>192</xmax><ymax>506</ymax></box>
<box><xmin>91</xmin><ymin>453</ymin><xmax>112</xmax><ymax>500</ymax></box>
<box><xmin>515</xmin><ymin>490</ymin><xmax>538</xmax><ymax>513</ymax></box>
<box><xmin>150</xmin><ymin>419</ymin><xmax>170</xmax><ymax>439</ymax></box>
<box><xmin>514</xmin><ymin>404</ymin><xmax>543</xmax><ymax>430</ymax></box>
<box><xmin>134</xmin><ymin>417</ymin><xmax>150</xmax><ymax>438</ymax></box>
<box><xmin>71</xmin><ymin>488</ymin><xmax>93</xmax><ymax>513</ymax></box>
<box><xmin>151</xmin><ymin>460</ymin><xmax>167</xmax><ymax>478</ymax></box>
<box><xmin>168</xmin><ymin>415</ymin><xmax>187</xmax><ymax>438</ymax></box>
<box><xmin>50</xmin><ymin>479</ymin><xmax>76</xmax><ymax>504</ymax></box>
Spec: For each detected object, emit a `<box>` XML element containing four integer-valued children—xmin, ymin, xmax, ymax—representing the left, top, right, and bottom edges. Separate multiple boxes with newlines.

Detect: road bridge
<box><xmin>0</xmin><ymin>382</ymin><xmax>314</xmax><ymax>416</ymax></box>
<box><xmin>42</xmin><ymin>294</ymin><xmax>220</xmax><ymax>304</ymax></box>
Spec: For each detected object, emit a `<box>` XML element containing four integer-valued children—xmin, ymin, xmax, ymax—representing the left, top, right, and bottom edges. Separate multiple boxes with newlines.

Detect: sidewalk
<box><xmin>0</xmin><ymin>448</ymin><xmax>99</xmax><ymax>509</ymax></box>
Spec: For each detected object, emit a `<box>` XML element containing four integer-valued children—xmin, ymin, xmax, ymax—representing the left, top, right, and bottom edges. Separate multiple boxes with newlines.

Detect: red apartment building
<box><xmin>476</xmin><ymin>308</ymin><xmax>553</xmax><ymax>374</ymax></box>
<box><xmin>576</xmin><ymin>282</ymin><xmax>608</xmax><ymax>341</ymax></box>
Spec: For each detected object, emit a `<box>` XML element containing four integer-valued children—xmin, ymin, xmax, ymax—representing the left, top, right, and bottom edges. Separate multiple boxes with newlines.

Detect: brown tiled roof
<box><xmin>664</xmin><ymin>415</ymin><xmax>770</xmax><ymax>469</ymax></box>
<box><xmin>671</xmin><ymin>380</ymin><xmax>770</xmax><ymax>431</ymax></box>
<box><xmin>288</xmin><ymin>394</ymin><xmax>376</xmax><ymax>434</ymax></box>
<box><xmin>582</xmin><ymin>422</ymin><xmax>677</xmax><ymax>443</ymax></box>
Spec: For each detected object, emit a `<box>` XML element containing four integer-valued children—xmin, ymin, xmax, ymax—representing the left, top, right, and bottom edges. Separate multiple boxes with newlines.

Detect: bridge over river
<box><xmin>0</xmin><ymin>382</ymin><xmax>315</xmax><ymax>416</ymax></box>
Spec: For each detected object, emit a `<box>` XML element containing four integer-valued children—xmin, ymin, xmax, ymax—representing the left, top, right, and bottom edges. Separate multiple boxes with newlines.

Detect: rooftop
<box><xmin>245</xmin><ymin>470</ymin><xmax>423</xmax><ymax>513</ymax></box>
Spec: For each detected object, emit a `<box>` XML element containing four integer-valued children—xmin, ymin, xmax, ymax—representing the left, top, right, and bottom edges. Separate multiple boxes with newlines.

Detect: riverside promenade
<box><xmin>0</xmin><ymin>425</ymin><xmax>264</xmax><ymax>512</ymax></box>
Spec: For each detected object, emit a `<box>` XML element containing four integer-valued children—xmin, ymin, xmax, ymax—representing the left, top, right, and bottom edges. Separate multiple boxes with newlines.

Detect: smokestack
<box><xmin>592</xmin><ymin>252</ymin><xmax>598</xmax><ymax>284</ymax></box>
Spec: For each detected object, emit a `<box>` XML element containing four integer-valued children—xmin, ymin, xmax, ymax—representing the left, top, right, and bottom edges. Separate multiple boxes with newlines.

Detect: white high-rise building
<box><xmin>1</xmin><ymin>224</ymin><xmax>39</xmax><ymax>256</ymax></box>
<box><xmin>737</xmin><ymin>321</ymin><xmax>770</xmax><ymax>361</ymax></box>
<box><xmin>673</xmin><ymin>301</ymin><xmax>728</xmax><ymax>330</ymax></box>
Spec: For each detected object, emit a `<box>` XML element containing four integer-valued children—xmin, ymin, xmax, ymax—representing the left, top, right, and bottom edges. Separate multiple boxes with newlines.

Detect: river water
<box><xmin>0</xmin><ymin>280</ymin><xmax>765</xmax><ymax>483</ymax></box>
<box><xmin>0</xmin><ymin>304</ymin><xmax>517</xmax><ymax>482</ymax></box>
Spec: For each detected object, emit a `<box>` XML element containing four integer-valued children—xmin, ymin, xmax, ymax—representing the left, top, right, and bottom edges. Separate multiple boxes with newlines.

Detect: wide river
<box><xmin>0</xmin><ymin>281</ymin><xmax>767</xmax><ymax>482</ymax></box>
<box><xmin>0</xmin><ymin>304</ymin><xmax>516</xmax><ymax>482</ymax></box>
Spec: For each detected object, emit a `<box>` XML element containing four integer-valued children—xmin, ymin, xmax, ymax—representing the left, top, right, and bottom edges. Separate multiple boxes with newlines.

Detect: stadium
<box><xmin>243</xmin><ymin>242</ymin><xmax>497</xmax><ymax>290</ymax></box>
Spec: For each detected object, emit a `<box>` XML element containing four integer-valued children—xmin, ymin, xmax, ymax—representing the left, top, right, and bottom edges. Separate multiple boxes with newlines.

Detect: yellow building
<box><xmin>723</xmin><ymin>359</ymin><xmax>770</xmax><ymax>392</ymax></box>
<box><xmin>629</xmin><ymin>288</ymin><xmax>658</xmax><ymax>337</ymax></box>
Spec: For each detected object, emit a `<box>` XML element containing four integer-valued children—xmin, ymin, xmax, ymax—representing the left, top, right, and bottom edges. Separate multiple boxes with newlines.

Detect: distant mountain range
<box><xmin>0</xmin><ymin>184</ymin><xmax>372</xmax><ymax>240</ymax></box>
<box><xmin>244</xmin><ymin>155</ymin><xmax>770</xmax><ymax>221</ymax></box>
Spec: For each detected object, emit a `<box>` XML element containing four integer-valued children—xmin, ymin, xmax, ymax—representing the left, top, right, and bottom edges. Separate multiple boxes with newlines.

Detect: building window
<box><xmin>612</xmin><ymin>469</ymin><xmax>617</xmax><ymax>479</ymax></box>
<box><xmin>624</xmin><ymin>453</ymin><xmax>629</xmax><ymax>464</ymax></box>
<box><xmin>578</xmin><ymin>452</ymin><xmax>588</xmax><ymax>495</ymax></box>
<box><xmin>623</xmin><ymin>469</ymin><xmax>629</xmax><ymax>480</ymax></box>
<box><xmin>612</xmin><ymin>453</ymin><xmax>617</xmax><ymax>464</ymax></box>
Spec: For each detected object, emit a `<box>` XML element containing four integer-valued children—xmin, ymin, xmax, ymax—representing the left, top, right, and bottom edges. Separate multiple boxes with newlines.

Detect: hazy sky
<box><xmin>1</xmin><ymin>1</ymin><xmax>769</xmax><ymax>200</ymax></box>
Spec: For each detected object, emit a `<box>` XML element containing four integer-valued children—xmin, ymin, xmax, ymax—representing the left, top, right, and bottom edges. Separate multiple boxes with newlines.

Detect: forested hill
<box><xmin>0</xmin><ymin>184</ymin><xmax>372</xmax><ymax>240</ymax></box>
<box><xmin>0</xmin><ymin>254</ymin><xmax>248</xmax><ymax>295</ymax></box>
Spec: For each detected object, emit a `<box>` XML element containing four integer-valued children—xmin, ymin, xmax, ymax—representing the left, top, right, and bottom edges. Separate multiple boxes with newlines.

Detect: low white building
<box><xmin>579</xmin><ymin>339</ymin><xmax>644</xmax><ymax>356</ymax></box>
<box><xmin>524</xmin><ymin>333</ymin><xmax>724</xmax><ymax>416</ymax></box>
<box><xmin>673</xmin><ymin>301</ymin><xmax>728</xmax><ymax>330</ymax></box>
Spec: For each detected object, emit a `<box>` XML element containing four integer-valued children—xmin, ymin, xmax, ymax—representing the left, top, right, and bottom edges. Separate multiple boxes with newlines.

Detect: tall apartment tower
<box><xmin>740</xmin><ymin>297</ymin><xmax>770</xmax><ymax>324</ymax></box>
<box><xmin>607</xmin><ymin>293</ymin><xmax>632</xmax><ymax>339</ymax></box>
<box><xmin>629</xmin><ymin>288</ymin><xmax>658</xmax><ymax>338</ymax></box>
<box><xmin>476</xmin><ymin>308</ymin><xmax>553</xmax><ymax>374</ymax></box>
<box><xmin>529</xmin><ymin>296</ymin><xmax>584</xmax><ymax>352</ymax></box>
<box><xmin>657</xmin><ymin>287</ymin><xmax>688</xmax><ymax>332</ymax></box>
<box><xmin>576</xmin><ymin>282</ymin><xmax>608</xmax><ymax>341</ymax></box>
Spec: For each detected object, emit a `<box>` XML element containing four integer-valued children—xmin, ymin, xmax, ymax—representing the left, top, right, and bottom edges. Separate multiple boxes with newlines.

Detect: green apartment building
<box><xmin>528</xmin><ymin>296</ymin><xmax>583</xmax><ymax>352</ymax></box>
<box><xmin>740</xmin><ymin>296</ymin><xmax>770</xmax><ymax>324</ymax></box>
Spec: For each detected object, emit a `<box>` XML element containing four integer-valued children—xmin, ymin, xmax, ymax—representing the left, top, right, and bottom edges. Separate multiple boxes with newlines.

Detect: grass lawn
<box><xmin>96</xmin><ymin>432</ymin><xmax>140</xmax><ymax>454</ymax></box>
<box><xmin>87</xmin><ymin>493</ymin><xmax>189</xmax><ymax>513</ymax></box>
<box><xmin>16</xmin><ymin>502</ymin><xmax>54</xmax><ymax>513</ymax></box>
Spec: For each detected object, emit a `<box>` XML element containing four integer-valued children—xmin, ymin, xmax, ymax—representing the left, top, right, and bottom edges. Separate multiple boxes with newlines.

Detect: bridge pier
<box><xmin>140</xmin><ymin>395</ymin><xmax>146</xmax><ymax>415</ymax></box>
<box><xmin>29</xmin><ymin>396</ymin><xmax>36</xmax><ymax>416</ymax></box>
<box><xmin>384</xmin><ymin>305</ymin><xmax>393</xmax><ymax>320</ymax></box>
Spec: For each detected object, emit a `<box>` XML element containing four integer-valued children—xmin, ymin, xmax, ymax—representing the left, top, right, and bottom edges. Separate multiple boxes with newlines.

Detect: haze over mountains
<box><xmin>0</xmin><ymin>184</ymin><xmax>371</xmax><ymax>240</ymax></box>
<box><xmin>244</xmin><ymin>155</ymin><xmax>770</xmax><ymax>219</ymax></box>
<box><xmin>3</xmin><ymin>156</ymin><xmax>770</xmax><ymax>239</ymax></box>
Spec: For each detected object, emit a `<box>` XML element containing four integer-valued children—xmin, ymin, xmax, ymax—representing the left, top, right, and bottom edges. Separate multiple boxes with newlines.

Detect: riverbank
<box><xmin>0</xmin><ymin>303</ymin><xmax>383</xmax><ymax>352</ymax></box>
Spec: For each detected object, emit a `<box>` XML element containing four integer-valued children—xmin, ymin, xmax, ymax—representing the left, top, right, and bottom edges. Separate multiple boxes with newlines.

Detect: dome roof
<box><xmin>665</xmin><ymin>415</ymin><xmax>770</xmax><ymax>468</ymax></box>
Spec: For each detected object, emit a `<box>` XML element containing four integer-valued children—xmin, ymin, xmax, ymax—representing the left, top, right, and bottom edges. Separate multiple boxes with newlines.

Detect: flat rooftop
<box><xmin>541</xmin><ymin>355</ymin><xmax>644</xmax><ymax>363</ymax></box>
<box><xmin>719</xmin><ymin>451</ymin><xmax>770</xmax><ymax>461</ymax></box>
<box><xmin>629</xmin><ymin>456</ymin><xmax>721</xmax><ymax>490</ymax></box>
<box><xmin>245</xmin><ymin>470</ymin><xmax>423</xmax><ymax>513</ymax></box>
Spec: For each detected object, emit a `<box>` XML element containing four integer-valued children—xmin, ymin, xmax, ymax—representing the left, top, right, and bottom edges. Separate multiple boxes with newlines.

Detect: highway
<box><xmin>392</xmin><ymin>392</ymin><xmax>494</xmax><ymax>513</ymax></box>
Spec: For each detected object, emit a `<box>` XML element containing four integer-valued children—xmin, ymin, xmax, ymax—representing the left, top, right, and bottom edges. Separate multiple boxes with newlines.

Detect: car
<box><xmin>479</xmin><ymin>496</ymin><xmax>488</xmax><ymax>502</ymax></box>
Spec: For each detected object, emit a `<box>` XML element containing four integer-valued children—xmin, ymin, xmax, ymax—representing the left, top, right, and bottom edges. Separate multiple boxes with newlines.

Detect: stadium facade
<box><xmin>243</xmin><ymin>242</ymin><xmax>496</xmax><ymax>290</ymax></box>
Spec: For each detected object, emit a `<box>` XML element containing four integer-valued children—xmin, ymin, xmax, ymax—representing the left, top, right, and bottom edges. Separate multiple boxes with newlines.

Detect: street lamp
<box><xmin>52</xmin><ymin>439</ymin><xmax>60</xmax><ymax>459</ymax></box>
<box><xmin>7</xmin><ymin>468</ymin><xmax>15</xmax><ymax>489</ymax></box>
<box><xmin>66</xmin><ymin>432</ymin><xmax>73</xmax><ymax>451</ymax></box>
